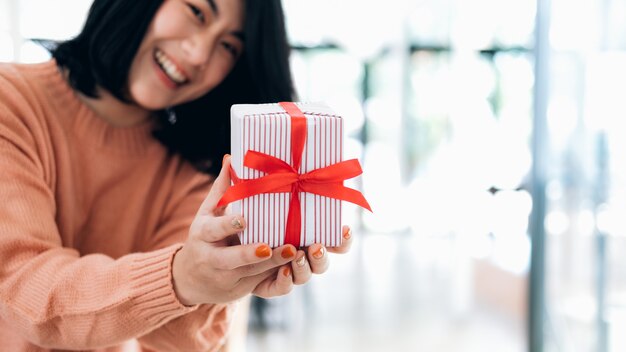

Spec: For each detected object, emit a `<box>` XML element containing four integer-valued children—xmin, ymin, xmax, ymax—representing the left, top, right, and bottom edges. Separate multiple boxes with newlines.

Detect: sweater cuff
<box><xmin>129</xmin><ymin>244</ymin><xmax>199</xmax><ymax>325</ymax></box>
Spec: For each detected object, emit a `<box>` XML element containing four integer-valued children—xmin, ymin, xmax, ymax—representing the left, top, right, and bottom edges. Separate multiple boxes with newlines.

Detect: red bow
<box><xmin>217</xmin><ymin>102</ymin><xmax>371</xmax><ymax>247</ymax></box>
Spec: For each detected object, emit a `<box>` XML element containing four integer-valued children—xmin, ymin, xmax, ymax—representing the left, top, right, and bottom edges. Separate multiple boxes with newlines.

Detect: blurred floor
<box><xmin>245</xmin><ymin>230</ymin><xmax>527</xmax><ymax>352</ymax></box>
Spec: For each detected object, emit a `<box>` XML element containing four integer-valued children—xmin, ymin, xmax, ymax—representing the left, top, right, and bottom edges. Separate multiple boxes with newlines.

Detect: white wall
<box><xmin>1</xmin><ymin>0</ymin><xmax>91</xmax><ymax>62</ymax></box>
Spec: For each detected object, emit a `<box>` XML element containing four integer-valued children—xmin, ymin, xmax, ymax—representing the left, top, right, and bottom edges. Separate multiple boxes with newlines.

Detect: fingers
<box><xmin>306</xmin><ymin>244</ymin><xmax>329</xmax><ymax>274</ymax></box>
<box><xmin>251</xmin><ymin>264</ymin><xmax>294</xmax><ymax>299</ymax></box>
<box><xmin>193</xmin><ymin>213</ymin><xmax>246</xmax><ymax>243</ymax></box>
<box><xmin>231</xmin><ymin>245</ymin><xmax>297</xmax><ymax>276</ymax></box>
<box><xmin>208</xmin><ymin>243</ymin><xmax>297</xmax><ymax>274</ymax></box>
<box><xmin>209</xmin><ymin>225</ymin><xmax>351</xmax><ymax>279</ymax></box>
<box><xmin>198</xmin><ymin>154</ymin><xmax>232</xmax><ymax>215</ymax></box>
<box><xmin>207</xmin><ymin>242</ymin><xmax>273</xmax><ymax>270</ymax></box>
<box><xmin>327</xmin><ymin>225</ymin><xmax>353</xmax><ymax>254</ymax></box>
<box><xmin>291</xmin><ymin>250</ymin><xmax>312</xmax><ymax>285</ymax></box>
<box><xmin>291</xmin><ymin>225</ymin><xmax>353</xmax><ymax>283</ymax></box>
<box><xmin>220</xmin><ymin>225</ymin><xmax>353</xmax><ymax>300</ymax></box>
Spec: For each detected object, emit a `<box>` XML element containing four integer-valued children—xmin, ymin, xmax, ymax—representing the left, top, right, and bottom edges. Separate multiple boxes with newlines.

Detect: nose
<box><xmin>181</xmin><ymin>32</ymin><xmax>216</xmax><ymax>67</ymax></box>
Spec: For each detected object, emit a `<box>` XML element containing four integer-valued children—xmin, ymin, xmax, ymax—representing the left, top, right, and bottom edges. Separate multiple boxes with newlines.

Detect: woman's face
<box><xmin>127</xmin><ymin>0</ymin><xmax>245</xmax><ymax>110</ymax></box>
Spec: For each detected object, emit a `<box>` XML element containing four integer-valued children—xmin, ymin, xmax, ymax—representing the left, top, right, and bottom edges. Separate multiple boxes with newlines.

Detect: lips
<box><xmin>153</xmin><ymin>49</ymin><xmax>189</xmax><ymax>86</ymax></box>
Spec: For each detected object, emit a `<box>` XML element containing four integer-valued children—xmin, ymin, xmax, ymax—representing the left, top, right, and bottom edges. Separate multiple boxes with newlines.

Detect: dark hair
<box><xmin>52</xmin><ymin>0</ymin><xmax>295</xmax><ymax>175</ymax></box>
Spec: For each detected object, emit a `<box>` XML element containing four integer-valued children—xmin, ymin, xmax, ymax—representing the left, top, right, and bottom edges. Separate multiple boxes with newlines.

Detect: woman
<box><xmin>0</xmin><ymin>0</ymin><xmax>353</xmax><ymax>350</ymax></box>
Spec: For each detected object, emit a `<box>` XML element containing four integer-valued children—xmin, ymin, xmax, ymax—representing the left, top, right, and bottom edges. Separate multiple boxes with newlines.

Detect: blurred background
<box><xmin>3</xmin><ymin>0</ymin><xmax>626</xmax><ymax>351</ymax></box>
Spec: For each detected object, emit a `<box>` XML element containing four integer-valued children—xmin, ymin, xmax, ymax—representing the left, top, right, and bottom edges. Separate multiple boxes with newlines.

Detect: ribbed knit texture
<box><xmin>0</xmin><ymin>60</ymin><xmax>235</xmax><ymax>351</ymax></box>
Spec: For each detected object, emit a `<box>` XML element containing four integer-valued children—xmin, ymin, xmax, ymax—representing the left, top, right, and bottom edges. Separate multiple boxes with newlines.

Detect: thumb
<box><xmin>198</xmin><ymin>154</ymin><xmax>232</xmax><ymax>215</ymax></box>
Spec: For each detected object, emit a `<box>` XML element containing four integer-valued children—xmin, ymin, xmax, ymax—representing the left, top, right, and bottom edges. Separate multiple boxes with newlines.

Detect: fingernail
<box><xmin>222</xmin><ymin>154</ymin><xmax>230</xmax><ymax>165</ymax></box>
<box><xmin>282</xmin><ymin>266</ymin><xmax>291</xmax><ymax>277</ymax></box>
<box><xmin>231</xmin><ymin>217</ymin><xmax>244</xmax><ymax>230</ymax></box>
<box><xmin>343</xmin><ymin>228</ymin><xmax>352</xmax><ymax>240</ymax></box>
<box><xmin>281</xmin><ymin>247</ymin><xmax>295</xmax><ymax>259</ymax></box>
<box><xmin>255</xmin><ymin>244</ymin><xmax>271</xmax><ymax>258</ymax></box>
<box><xmin>312</xmin><ymin>246</ymin><xmax>326</xmax><ymax>260</ymax></box>
<box><xmin>296</xmin><ymin>254</ymin><xmax>306</xmax><ymax>267</ymax></box>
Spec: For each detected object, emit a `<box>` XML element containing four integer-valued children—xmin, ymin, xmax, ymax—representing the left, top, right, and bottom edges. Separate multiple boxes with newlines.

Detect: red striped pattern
<box><xmin>232</xmin><ymin>107</ymin><xmax>343</xmax><ymax>248</ymax></box>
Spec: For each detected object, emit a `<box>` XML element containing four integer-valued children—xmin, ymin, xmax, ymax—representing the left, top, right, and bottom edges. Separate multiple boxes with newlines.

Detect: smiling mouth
<box><xmin>154</xmin><ymin>49</ymin><xmax>189</xmax><ymax>86</ymax></box>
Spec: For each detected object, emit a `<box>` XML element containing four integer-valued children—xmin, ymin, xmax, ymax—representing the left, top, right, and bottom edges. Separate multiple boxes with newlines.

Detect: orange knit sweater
<box><xmin>0</xmin><ymin>60</ymin><xmax>234</xmax><ymax>351</ymax></box>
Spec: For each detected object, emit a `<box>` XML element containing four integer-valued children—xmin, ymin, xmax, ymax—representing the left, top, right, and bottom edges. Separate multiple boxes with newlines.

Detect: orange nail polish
<box><xmin>343</xmin><ymin>228</ymin><xmax>352</xmax><ymax>240</ymax></box>
<box><xmin>312</xmin><ymin>246</ymin><xmax>325</xmax><ymax>259</ymax></box>
<box><xmin>255</xmin><ymin>245</ymin><xmax>271</xmax><ymax>258</ymax></box>
<box><xmin>281</xmin><ymin>247</ymin><xmax>295</xmax><ymax>259</ymax></box>
<box><xmin>282</xmin><ymin>266</ymin><xmax>291</xmax><ymax>277</ymax></box>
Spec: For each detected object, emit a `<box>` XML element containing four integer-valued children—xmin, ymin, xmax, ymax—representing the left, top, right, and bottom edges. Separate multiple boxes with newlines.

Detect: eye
<box><xmin>221</xmin><ymin>42</ymin><xmax>239</xmax><ymax>58</ymax></box>
<box><xmin>187</xmin><ymin>3</ymin><xmax>205</xmax><ymax>23</ymax></box>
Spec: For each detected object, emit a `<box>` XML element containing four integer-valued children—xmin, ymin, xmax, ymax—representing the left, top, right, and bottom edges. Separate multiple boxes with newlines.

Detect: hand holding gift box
<box><xmin>218</xmin><ymin>102</ymin><xmax>371</xmax><ymax>248</ymax></box>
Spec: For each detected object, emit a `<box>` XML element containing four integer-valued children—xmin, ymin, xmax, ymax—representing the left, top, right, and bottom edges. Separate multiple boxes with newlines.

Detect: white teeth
<box><xmin>154</xmin><ymin>49</ymin><xmax>187</xmax><ymax>84</ymax></box>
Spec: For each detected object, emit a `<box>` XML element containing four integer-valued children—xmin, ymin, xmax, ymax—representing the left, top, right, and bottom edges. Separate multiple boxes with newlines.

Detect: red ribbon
<box><xmin>217</xmin><ymin>102</ymin><xmax>371</xmax><ymax>247</ymax></box>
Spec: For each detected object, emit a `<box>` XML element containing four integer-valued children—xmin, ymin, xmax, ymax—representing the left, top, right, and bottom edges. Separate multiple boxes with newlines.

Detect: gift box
<box><xmin>218</xmin><ymin>102</ymin><xmax>371</xmax><ymax>248</ymax></box>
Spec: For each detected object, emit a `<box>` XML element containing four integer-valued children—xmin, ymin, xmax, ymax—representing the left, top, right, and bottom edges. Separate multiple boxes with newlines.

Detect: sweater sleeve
<box><xmin>136</xmin><ymin>163</ymin><xmax>238</xmax><ymax>351</ymax></box>
<box><xmin>0</xmin><ymin>63</ymin><xmax>240</xmax><ymax>351</ymax></box>
<box><xmin>0</xmin><ymin>101</ymin><xmax>205</xmax><ymax>349</ymax></box>
<box><xmin>138</xmin><ymin>302</ymin><xmax>238</xmax><ymax>352</ymax></box>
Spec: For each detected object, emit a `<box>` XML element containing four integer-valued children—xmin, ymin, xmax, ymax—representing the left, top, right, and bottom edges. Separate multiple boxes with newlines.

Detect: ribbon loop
<box><xmin>244</xmin><ymin>150</ymin><xmax>295</xmax><ymax>174</ymax></box>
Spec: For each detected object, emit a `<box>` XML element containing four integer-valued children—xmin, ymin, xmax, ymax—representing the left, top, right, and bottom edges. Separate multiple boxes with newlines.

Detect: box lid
<box><xmin>230</xmin><ymin>102</ymin><xmax>340</xmax><ymax>118</ymax></box>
